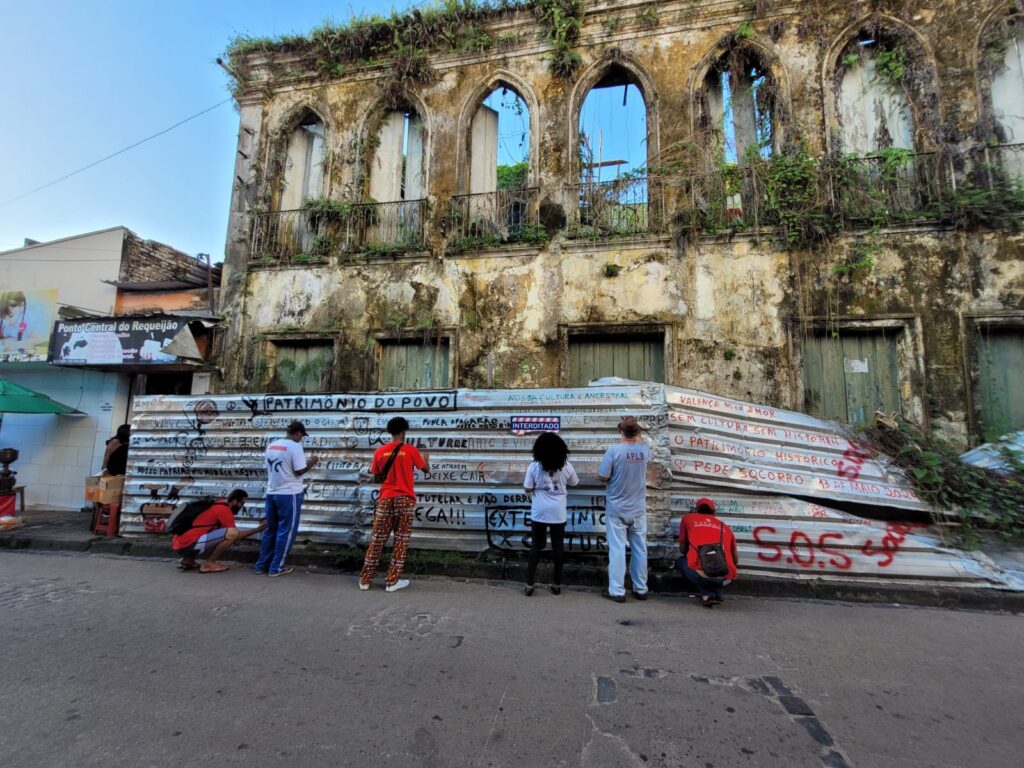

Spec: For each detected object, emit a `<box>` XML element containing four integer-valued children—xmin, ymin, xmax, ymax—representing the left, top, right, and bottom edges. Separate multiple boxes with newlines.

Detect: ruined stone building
<box><xmin>216</xmin><ymin>0</ymin><xmax>1024</xmax><ymax>447</ymax></box>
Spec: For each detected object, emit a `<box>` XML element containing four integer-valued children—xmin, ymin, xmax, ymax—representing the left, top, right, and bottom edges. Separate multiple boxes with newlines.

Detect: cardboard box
<box><xmin>84</xmin><ymin>475</ymin><xmax>124</xmax><ymax>504</ymax></box>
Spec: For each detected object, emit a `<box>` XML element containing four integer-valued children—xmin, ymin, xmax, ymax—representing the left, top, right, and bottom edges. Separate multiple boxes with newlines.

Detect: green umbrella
<box><xmin>0</xmin><ymin>378</ymin><xmax>81</xmax><ymax>416</ymax></box>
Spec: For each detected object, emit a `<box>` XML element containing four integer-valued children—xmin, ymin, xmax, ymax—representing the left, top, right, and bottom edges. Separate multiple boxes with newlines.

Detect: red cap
<box><xmin>694</xmin><ymin>497</ymin><xmax>717</xmax><ymax>514</ymax></box>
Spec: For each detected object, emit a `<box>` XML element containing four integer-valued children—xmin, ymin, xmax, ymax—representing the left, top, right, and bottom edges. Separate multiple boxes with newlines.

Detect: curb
<box><xmin>2</xmin><ymin>530</ymin><xmax>1022</xmax><ymax>612</ymax></box>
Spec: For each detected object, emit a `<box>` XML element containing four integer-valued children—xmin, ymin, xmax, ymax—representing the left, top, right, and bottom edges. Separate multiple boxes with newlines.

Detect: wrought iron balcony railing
<box><xmin>250</xmin><ymin>209</ymin><xmax>329</xmax><ymax>264</ymax></box>
<box><xmin>830</xmin><ymin>151</ymin><xmax>946</xmax><ymax>224</ymax></box>
<box><xmin>344</xmin><ymin>199</ymin><xmax>427</xmax><ymax>255</ymax></box>
<box><xmin>568</xmin><ymin>176</ymin><xmax>664</xmax><ymax>239</ymax></box>
<box><xmin>251</xmin><ymin>199</ymin><xmax>428</xmax><ymax>263</ymax></box>
<box><xmin>446</xmin><ymin>188</ymin><xmax>543</xmax><ymax>251</ymax></box>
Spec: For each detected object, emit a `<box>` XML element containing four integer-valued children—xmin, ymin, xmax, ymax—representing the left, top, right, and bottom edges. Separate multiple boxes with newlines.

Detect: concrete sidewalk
<box><xmin>2</xmin><ymin>508</ymin><xmax>1022</xmax><ymax>612</ymax></box>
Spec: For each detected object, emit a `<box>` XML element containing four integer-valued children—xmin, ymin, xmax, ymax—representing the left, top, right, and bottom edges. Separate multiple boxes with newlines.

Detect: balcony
<box><xmin>250</xmin><ymin>209</ymin><xmax>328</xmax><ymax>264</ymax></box>
<box><xmin>830</xmin><ymin>151</ymin><xmax>946</xmax><ymax>224</ymax></box>
<box><xmin>250</xmin><ymin>199</ymin><xmax>428</xmax><ymax>264</ymax></box>
<box><xmin>568</xmin><ymin>176</ymin><xmax>664</xmax><ymax>239</ymax></box>
<box><xmin>446</xmin><ymin>188</ymin><xmax>544</xmax><ymax>252</ymax></box>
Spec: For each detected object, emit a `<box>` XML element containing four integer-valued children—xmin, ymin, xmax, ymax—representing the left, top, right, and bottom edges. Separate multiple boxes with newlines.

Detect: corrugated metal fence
<box><xmin>122</xmin><ymin>382</ymin><xmax>1019</xmax><ymax>589</ymax></box>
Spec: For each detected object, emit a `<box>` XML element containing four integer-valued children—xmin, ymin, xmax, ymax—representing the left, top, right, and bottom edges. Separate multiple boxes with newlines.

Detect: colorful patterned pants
<box><xmin>359</xmin><ymin>496</ymin><xmax>415</xmax><ymax>587</ymax></box>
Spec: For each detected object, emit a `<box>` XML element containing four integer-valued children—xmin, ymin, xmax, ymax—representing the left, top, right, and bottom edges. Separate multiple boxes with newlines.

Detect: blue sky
<box><xmin>0</xmin><ymin>1</ymin><xmax>648</xmax><ymax>258</ymax></box>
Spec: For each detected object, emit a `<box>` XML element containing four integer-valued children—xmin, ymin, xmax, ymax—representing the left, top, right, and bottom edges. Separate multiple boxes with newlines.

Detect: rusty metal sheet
<box><xmin>119</xmin><ymin>384</ymin><xmax>1018</xmax><ymax>589</ymax></box>
<box><xmin>665</xmin><ymin>385</ymin><xmax>929</xmax><ymax>511</ymax></box>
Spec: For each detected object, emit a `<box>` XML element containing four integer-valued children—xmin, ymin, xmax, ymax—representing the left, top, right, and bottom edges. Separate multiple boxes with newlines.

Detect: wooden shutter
<box><xmin>379</xmin><ymin>340</ymin><xmax>450</xmax><ymax>390</ymax></box>
<box><xmin>976</xmin><ymin>328</ymin><xmax>1024</xmax><ymax>442</ymax></box>
<box><xmin>274</xmin><ymin>343</ymin><xmax>334</xmax><ymax>393</ymax></box>
<box><xmin>567</xmin><ymin>336</ymin><xmax>664</xmax><ymax>387</ymax></box>
<box><xmin>803</xmin><ymin>331</ymin><xmax>900</xmax><ymax>424</ymax></box>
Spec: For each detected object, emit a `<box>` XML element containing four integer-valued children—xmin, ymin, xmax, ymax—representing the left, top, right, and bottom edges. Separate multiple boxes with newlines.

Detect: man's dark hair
<box><xmin>532</xmin><ymin>431</ymin><xmax>569</xmax><ymax>473</ymax></box>
<box><xmin>227</xmin><ymin>489</ymin><xmax>248</xmax><ymax>503</ymax></box>
<box><xmin>387</xmin><ymin>416</ymin><xmax>410</xmax><ymax>436</ymax></box>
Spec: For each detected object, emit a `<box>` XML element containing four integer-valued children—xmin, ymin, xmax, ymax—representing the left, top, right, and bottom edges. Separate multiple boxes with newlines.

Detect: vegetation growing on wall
<box><xmin>863</xmin><ymin>417</ymin><xmax>1024</xmax><ymax>544</ymax></box>
<box><xmin>225</xmin><ymin>0</ymin><xmax>587</xmax><ymax>90</ymax></box>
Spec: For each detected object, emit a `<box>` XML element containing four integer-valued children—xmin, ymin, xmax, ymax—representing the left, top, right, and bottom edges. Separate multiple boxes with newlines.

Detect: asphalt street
<box><xmin>1</xmin><ymin>551</ymin><xmax>1021</xmax><ymax>768</ymax></box>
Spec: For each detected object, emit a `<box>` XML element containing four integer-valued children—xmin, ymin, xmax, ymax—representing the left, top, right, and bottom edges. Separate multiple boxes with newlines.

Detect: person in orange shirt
<box><xmin>358</xmin><ymin>416</ymin><xmax>431</xmax><ymax>592</ymax></box>
<box><xmin>676</xmin><ymin>498</ymin><xmax>739</xmax><ymax>608</ymax></box>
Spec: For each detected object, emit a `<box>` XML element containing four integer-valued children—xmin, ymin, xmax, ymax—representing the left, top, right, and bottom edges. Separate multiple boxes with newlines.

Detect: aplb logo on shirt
<box><xmin>625</xmin><ymin>451</ymin><xmax>647</xmax><ymax>463</ymax></box>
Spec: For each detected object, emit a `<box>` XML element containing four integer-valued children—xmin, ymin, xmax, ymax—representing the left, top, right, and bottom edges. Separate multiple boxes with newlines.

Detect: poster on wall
<box><xmin>50</xmin><ymin>316</ymin><xmax>187</xmax><ymax>366</ymax></box>
<box><xmin>0</xmin><ymin>289</ymin><xmax>58</xmax><ymax>362</ymax></box>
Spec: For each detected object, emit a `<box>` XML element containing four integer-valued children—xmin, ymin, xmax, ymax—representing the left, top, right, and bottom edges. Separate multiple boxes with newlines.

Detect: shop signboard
<box><xmin>50</xmin><ymin>316</ymin><xmax>186</xmax><ymax>366</ymax></box>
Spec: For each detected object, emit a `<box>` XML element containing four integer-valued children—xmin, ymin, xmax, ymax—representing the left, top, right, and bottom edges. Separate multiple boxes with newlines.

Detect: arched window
<box><xmin>835</xmin><ymin>32</ymin><xmax>915</xmax><ymax>155</ymax></box>
<box><xmin>364</xmin><ymin>108</ymin><xmax>427</xmax><ymax>249</ymax></box>
<box><xmin>255</xmin><ymin>111</ymin><xmax>327</xmax><ymax>262</ymax></box>
<box><xmin>704</xmin><ymin>51</ymin><xmax>776</xmax><ymax>163</ymax></box>
<box><xmin>695</xmin><ymin>45</ymin><xmax>780</xmax><ymax>227</ymax></box>
<box><xmin>830</xmin><ymin>27</ymin><xmax>940</xmax><ymax>218</ymax></box>
<box><xmin>279</xmin><ymin>113</ymin><xmax>326</xmax><ymax>211</ymax></box>
<box><xmin>453</xmin><ymin>85</ymin><xmax>534</xmax><ymax>248</ymax></box>
<box><xmin>576</xmin><ymin>64</ymin><xmax>652</xmax><ymax>236</ymax></box>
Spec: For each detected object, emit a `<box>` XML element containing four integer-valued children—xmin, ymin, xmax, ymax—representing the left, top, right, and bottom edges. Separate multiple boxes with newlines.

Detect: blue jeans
<box><xmin>676</xmin><ymin>556</ymin><xmax>726</xmax><ymax>600</ymax></box>
<box><xmin>606</xmin><ymin>514</ymin><xmax>648</xmax><ymax>596</ymax></box>
<box><xmin>254</xmin><ymin>492</ymin><xmax>303</xmax><ymax>574</ymax></box>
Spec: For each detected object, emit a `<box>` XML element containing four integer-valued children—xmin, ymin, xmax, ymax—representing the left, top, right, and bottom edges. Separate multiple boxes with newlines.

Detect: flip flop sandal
<box><xmin>177</xmin><ymin>562</ymin><xmax>198</xmax><ymax>571</ymax></box>
<box><xmin>200</xmin><ymin>564</ymin><xmax>230</xmax><ymax>573</ymax></box>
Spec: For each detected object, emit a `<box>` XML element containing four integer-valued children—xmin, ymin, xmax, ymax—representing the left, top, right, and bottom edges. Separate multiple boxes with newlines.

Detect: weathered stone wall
<box><xmin>216</xmin><ymin>0</ymin><xmax>1024</xmax><ymax>448</ymax></box>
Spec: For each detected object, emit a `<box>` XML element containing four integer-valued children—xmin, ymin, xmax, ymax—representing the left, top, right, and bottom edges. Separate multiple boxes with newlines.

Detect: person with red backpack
<box><xmin>171</xmin><ymin>489</ymin><xmax>264</xmax><ymax>573</ymax></box>
<box><xmin>676</xmin><ymin>498</ymin><xmax>738</xmax><ymax>608</ymax></box>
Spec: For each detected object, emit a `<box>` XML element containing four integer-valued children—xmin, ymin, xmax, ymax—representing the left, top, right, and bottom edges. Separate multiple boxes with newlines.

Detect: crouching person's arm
<box><xmin>228</xmin><ymin>521</ymin><xmax>266</xmax><ymax>542</ymax></box>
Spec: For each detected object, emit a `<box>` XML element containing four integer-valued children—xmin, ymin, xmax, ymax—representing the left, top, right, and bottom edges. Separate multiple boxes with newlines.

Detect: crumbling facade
<box><xmin>217</xmin><ymin>0</ymin><xmax>1024</xmax><ymax>447</ymax></box>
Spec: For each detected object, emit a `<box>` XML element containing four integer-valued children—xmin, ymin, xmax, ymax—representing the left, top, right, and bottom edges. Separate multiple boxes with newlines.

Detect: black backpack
<box><xmin>694</xmin><ymin>523</ymin><xmax>729</xmax><ymax>578</ymax></box>
<box><xmin>167</xmin><ymin>497</ymin><xmax>218</xmax><ymax>536</ymax></box>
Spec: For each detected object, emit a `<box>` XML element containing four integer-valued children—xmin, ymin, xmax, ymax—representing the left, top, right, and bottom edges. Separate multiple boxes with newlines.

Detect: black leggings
<box><xmin>526</xmin><ymin>521</ymin><xmax>566</xmax><ymax>586</ymax></box>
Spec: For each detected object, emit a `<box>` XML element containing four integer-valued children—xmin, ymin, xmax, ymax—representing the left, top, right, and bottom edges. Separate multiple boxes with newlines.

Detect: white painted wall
<box><xmin>0</xmin><ymin>227</ymin><xmax>123</xmax><ymax>317</ymax></box>
<box><xmin>0</xmin><ymin>366</ymin><xmax>130</xmax><ymax>510</ymax></box>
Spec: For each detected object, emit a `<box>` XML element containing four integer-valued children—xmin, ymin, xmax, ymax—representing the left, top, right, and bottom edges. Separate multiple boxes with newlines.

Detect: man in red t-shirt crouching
<box><xmin>172</xmin><ymin>489</ymin><xmax>265</xmax><ymax>573</ymax></box>
<box><xmin>676</xmin><ymin>497</ymin><xmax>739</xmax><ymax>607</ymax></box>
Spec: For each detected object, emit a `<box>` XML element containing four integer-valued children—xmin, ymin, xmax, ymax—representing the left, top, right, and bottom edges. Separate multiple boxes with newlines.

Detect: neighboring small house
<box><xmin>0</xmin><ymin>227</ymin><xmax>220</xmax><ymax>510</ymax></box>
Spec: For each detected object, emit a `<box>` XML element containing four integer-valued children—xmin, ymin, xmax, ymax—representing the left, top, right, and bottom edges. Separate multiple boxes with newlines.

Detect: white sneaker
<box><xmin>385</xmin><ymin>579</ymin><xmax>410</xmax><ymax>593</ymax></box>
<box><xmin>358</xmin><ymin>582</ymin><xmax>370</xmax><ymax>591</ymax></box>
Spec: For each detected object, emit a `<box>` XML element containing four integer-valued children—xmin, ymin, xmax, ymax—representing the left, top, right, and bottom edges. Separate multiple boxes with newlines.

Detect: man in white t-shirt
<box><xmin>253</xmin><ymin>420</ymin><xmax>319</xmax><ymax>577</ymax></box>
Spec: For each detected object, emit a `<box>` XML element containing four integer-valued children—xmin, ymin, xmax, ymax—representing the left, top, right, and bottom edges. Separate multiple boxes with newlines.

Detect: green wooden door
<box><xmin>567</xmin><ymin>335</ymin><xmax>664</xmax><ymax>386</ymax></box>
<box><xmin>379</xmin><ymin>340</ymin><xmax>450</xmax><ymax>389</ymax></box>
<box><xmin>803</xmin><ymin>331</ymin><xmax>900</xmax><ymax>424</ymax></box>
<box><xmin>274</xmin><ymin>342</ymin><xmax>334</xmax><ymax>393</ymax></box>
<box><xmin>976</xmin><ymin>328</ymin><xmax>1024</xmax><ymax>442</ymax></box>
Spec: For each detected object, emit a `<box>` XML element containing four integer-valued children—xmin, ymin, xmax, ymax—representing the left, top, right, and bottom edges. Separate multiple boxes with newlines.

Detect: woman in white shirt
<box><xmin>523</xmin><ymin>431</ymin><xmax>579</xmax><ymax>596</ymax></box>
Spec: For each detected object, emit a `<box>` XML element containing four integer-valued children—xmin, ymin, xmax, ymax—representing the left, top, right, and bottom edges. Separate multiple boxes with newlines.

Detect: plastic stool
<box><xmin>91</xmin><ymin>503</ymin><xmax>120</xmax><ymax>538</ymax></box>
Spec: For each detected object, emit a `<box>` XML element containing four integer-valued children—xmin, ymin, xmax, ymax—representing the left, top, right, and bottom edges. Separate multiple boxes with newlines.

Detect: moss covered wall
<box><xmin>216</xmin><ymin>0</ymin><xmax>1024</xmax><ymax>448</ymax></box>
